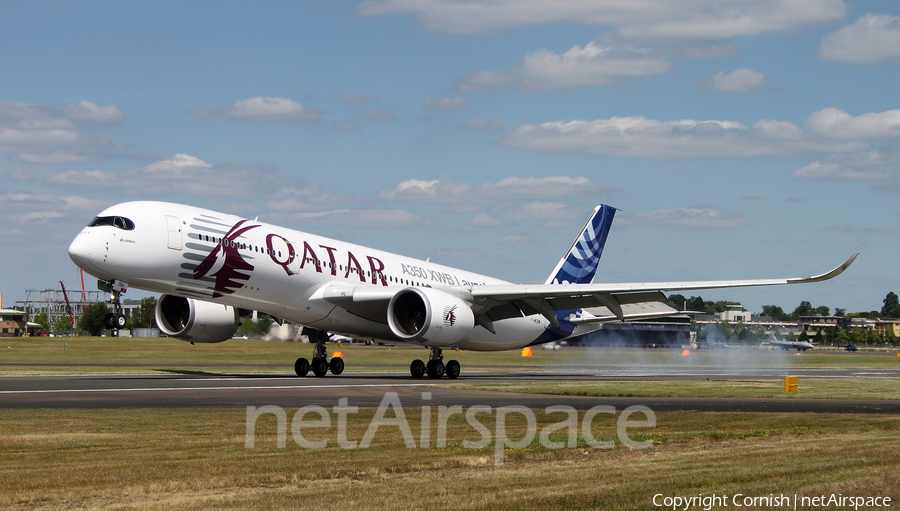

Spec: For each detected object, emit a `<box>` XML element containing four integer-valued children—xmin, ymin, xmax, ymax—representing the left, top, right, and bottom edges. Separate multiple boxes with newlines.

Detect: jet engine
<box><xmin>387</xmin><ymin>287</ymin><xmax>475</xmax><ymax>347</ymax></box>
<box><xmin>155</xmin><ymin>295</ymin><xmax>240</xmax><ymax>343</ymax></box>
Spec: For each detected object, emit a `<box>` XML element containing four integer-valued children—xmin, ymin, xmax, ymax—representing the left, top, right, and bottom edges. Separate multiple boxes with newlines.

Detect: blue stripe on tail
<box><xmin>546</xmin><ymin>205</ymin><xmax>616</xmax><ymax>285</ymax></box>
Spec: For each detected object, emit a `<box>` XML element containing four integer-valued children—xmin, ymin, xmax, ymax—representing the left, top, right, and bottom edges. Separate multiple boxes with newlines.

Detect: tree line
<box><xmin>666</xmin><ymin>291</ymin><xmax>900</xmax><ymax>321</ymax></box>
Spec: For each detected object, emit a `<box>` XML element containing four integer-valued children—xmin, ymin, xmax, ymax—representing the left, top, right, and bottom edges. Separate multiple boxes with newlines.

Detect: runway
<box><xmin>2</xmin><ymin>368</ymin><xmax>899</xmax><ymax>413</ymax></box>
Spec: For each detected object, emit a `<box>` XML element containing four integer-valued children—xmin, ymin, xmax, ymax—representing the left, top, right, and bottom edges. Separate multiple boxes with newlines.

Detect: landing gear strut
<box><xmin>410</xmin><ymin>348</ymin><xmax>460</xmax><ymax>380</ymax></box>
<box><xmin>295</xmin><ymin>328</ymin><xmax>344</xmax><ymax>377</ymax></box>
<box><xmin>99</xmin><ymin>279</ymin><xmax>127</xmax><ymax>330</ymax></box>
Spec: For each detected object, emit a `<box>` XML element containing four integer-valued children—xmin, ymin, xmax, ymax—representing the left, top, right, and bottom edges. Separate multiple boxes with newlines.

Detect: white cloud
<box><xmin>695</xmin><ymin>68</ymin><xmax>767</xmax><ymax>93</ymax></box>
<box><xmin>188</xmin><ymin>97</ymin><xmax>323</xmax><ymax>122</ymax></box>
<box><xmin>622</xmin><ymin>206</ymin><xmax>748</xmax><ymax>228</ymax></box>
<box><xmin>465</xmin><ymin>118</ymin><xmax>503</xmax><ymax>132</ymax></box>
<box><xmin>502</xmin><ymin>115</ymin><xmax>866</xmax><ymax>159</ymax></box>
<box><xmin>792</xmin><ymin>150</ymin><xmax>898</xmax><ymax>181</ymax></box>
<box><xmin>0</xmin><ymin>101</ymin><xmax>131</xmax><ymax>162</ymax></box>
<box><xmin>458</xmin><ymin>40</ymin><xmax>671</xmax><ymax>92</ymax></box>
<box><xmin>805</xmin><ymin>108</ymin><xmax>900</xmax><ymax>140</ymax></box>
<box><xmin>423</xmin><ymin>96</ymin><xmax>469</xmax><ymax>109</ymax></box>
<box><xmin>269</xmin><ymin>208</ymin><xmax>429</xmax><ymax>227</ymax></box>
<box><xmin>61</xmin><ymin>101</ymin><xmax>125</xmax><ymax>124</ymax></box>
<box><xmin>338</xmin><ymin>92</ymin><xmax>379</xmax><ymax>105</ymax></box>
<box><xmin>379</xmin><ymin>175</ymin><xmax>614</xmax><ymax>204</ymax></box>
<box><xmin>44</xmin><ymin>154</ymin><xmax>286</xmax><ymax>198</ymax></box>
<box><xmin>356</xmin><ymin>0</ymin><xmax>846</xmax><ymax>39</ymax></box>
<box><xmin>356</xmin><ymin>107</ymin><xmax>396</xmax><ymax>122</ymax></box>
<box><xmin>0</xmin><ymin>192</ymin><xmax>110</xmax><ymax>225</ymax></box>
<box><xmin>379</xmin><ymin>176</ymin><xmax>615</xmax><ymax>227</ymax></box>
<box><xmin>819</xmin><ymin>13</ymin><xmax>900</xmax><ymax>64</ymax></box>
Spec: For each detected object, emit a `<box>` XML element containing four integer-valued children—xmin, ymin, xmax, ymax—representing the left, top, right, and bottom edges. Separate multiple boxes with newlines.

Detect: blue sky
<box><xmin>2</xmin><ymin>0</ymin><xmax>899</xmax><ymax>314</ymax></box>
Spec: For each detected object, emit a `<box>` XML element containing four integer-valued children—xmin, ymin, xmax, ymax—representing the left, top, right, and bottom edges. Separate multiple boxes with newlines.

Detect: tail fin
<box><xmin>545</xmin><ymin>205</ymin><xmax>617</xmax><ymax>285</ymax></box>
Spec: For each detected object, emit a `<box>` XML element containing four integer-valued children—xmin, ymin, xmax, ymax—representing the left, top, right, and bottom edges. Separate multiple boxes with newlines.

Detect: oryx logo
<box><xmin>443</xmin><ymin>305</ymin><xmax>458</xmax><ymax>327</ymax></box>
<box><xmin>193</xmin><ymin>219</ymin><xmax>260</xmax><ymax>298</ymax></box>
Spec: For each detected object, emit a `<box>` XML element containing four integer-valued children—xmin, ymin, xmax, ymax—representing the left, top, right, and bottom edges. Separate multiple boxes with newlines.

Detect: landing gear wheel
<box><xmin>104</xmin><ymin>313</ymin><xmax>116</xmax><ymax>329</ymax></box>
<box><xmin>294</xmin><ymin>357</ymin><xmax>310</xmax><ymax>377</ymax></box>
<box><xmin>410</xmin><ymin>359</ymin><xmax>426</xmax><ymax>379</ymax></box>
<box><xmin>114</xmin><ymin>313</ymin><xmax>126</xmax><ymax>329</ymax></box>
<box><xmin>329</xmin><ymin>357</ymin><xmax>344</xmax><ymax>375</ymax></box>
<box><xmin>445</xmin><ymin>359</ymin><xmax>460</xmax><ymax>380</ymax></box>
<box><xmin>426</xmin><ymin>360</ymin><xmax>445</xmax><ymax>379</ymax></box>
<box><xmin>312</xmin><ymin>357</ymin><xmax>328</xmax><ymax>377</ymax></box>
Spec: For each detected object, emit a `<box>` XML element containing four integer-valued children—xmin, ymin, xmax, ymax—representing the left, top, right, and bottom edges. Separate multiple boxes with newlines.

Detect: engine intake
<box><xmin>387</xmin><ymin>287</ymin><xmax>475</xmax><ymax>347</ymax></box>
<box><xmin>155</xmin><ymin>295</ymin><xmax>240</xmax><ymax>343</ymax></box>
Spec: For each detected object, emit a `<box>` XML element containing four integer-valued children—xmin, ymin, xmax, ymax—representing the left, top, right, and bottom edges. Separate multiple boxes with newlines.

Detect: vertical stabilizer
<box><xmin>545</xmin><ymin>205</ymin><xmax>617</xmax><ymax>285</ymax></box>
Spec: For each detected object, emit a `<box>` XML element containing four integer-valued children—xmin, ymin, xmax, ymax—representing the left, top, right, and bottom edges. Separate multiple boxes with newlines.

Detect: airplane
<box><xmin>763</xmin><ymin>332</ymin><xmax>816</xmax><ymax>351</ymax></box>
<box><xmin>67</xmin><ymin>201</ymin><xmax>857</xmax><ymax>379</ymax></box>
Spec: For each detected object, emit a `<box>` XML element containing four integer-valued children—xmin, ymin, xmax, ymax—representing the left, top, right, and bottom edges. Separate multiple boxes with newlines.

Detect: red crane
<box><xmin>59</xmin><ymin>281</ymin><xmax>76</xmax><ymax>326</ymax></box>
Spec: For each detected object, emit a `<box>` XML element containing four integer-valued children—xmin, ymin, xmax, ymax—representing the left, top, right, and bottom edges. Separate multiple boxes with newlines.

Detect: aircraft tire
<box><xmin>410</xmin><ymin>359</ymin><xmax>426</xmax><ymax>379</ymax></box>
<box><xmin>104</xmin><ymin>313</ymin><xmax>116</xmax><ymax>329</ymax></box>
<box><xmin>329</xmin><ymin>357</ymin><xmax>344</xmax><ymax>375</ymax></box>
<box><xmin>294</xmin><ymin>358</ymin><xmax>310</xmax><ymax>377</ymax></box>
<box><xmin>114</xmin><ymin>314</ymin><xmax>126</xmax><ymax>329</ymax></box>
<box><xmin>312</xmin><ymin>357</ymin><xmax>328</xmax><ymax>377</ymax></box>
<box><xmin>445</xmin><ymin>360</ymin><xmax>460</xmax><ymax>380</ymax></box>
<box><xmin>426</xmin><ymin>360</ymin><xmax>444</xmax><ymax>379</ymax></box>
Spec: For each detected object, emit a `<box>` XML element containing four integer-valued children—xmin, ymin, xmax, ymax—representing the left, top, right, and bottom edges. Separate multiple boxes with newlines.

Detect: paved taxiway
<box><xmin>2</xmin><ymin>368</ymin><xmax>899</xmax><ymax>413</ymax></box>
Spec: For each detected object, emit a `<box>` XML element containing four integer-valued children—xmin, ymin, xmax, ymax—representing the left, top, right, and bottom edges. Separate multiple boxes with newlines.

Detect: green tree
<box><xmin>882</xmin><ymin>292</ymin><xmax>900</xmax><ymax>318</ymax></box>
<box><xmin>834</xmin><ymin>308</ymin><xmax>847</xmax><ymax>317</ymax></box>
<box><xmin>666</xmin><ymin>294</ymin><xmax>686</xmax><ymax>311</ymax></box>
<box><xmin>126</xmin><ymin>297</ymin><xmax>158</xmax><ymax>330</ymax></box>
<box><xmin>815</xmin><ymin>305</ymin><xmax>831</xmax><ymax>317</ymax></box>
<box><xmin>33</xmin><ymin>313</ymin><xmax>51</xmax><ymax>332</ymax></box>
<box><xmin>832</xmin><ymin>326</ymin><xmax>850</xmax><ymax>346</ymax></box>
<box><xmin>760</xmin><ymin>305</ymin><xmax>789</xmax><ymax>321</ymax></box>
<box><xmin>886</xmin><ymin>327</ymin><xmax>898</xmax><ymax>345</ymax></box>
<box><xmin>791</xmin><ymin>301</ymin><xmax>816</xmax><ymax>320</ymax></box>
<box><xmin>53</xmin><ymin>316</ymin><xmax>74</xmax><ymax>334</ymax></box>
<box><xmin>78</xmin><ymin>303</ymin><xmax>110</xmax><ymax>336</ymax></box>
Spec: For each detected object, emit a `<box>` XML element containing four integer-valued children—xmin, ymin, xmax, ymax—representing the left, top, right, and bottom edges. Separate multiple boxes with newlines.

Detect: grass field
<box><xmin>1</xmin><ymin>408</ymin><xmax>898</xmax><ymax>510</ymax></box>
<box><xmin>2</xmin><ymin>336</ymin><xmax>899</xmax><ymax>375</ymax></box>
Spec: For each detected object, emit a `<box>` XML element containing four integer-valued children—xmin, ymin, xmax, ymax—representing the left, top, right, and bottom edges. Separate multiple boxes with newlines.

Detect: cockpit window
<box><xmin>89</xmin><ymin>216</ymin><xmax>136</xmax><ymax>230</ymax></box>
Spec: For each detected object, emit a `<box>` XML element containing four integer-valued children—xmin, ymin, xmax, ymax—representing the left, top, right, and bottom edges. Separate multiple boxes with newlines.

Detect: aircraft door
<box><xmin>165</xmin><ymin>215</ymin><xmax>183</xmax><ymax>250</ymax></box>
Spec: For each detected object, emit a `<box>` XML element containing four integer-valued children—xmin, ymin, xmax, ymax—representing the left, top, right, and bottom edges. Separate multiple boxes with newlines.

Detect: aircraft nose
<box><xmin>68</xmin><ymin>231</ymin><xmax>94</xmax><ymax>269</ymax></box>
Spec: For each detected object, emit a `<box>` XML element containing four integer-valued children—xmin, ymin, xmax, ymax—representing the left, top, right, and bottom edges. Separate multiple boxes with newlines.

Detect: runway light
<box><xmin>333</xmin><ymin>352</ymin><xmax>343</xmax><ymax>359</ymax></box>
<box><xmin>682</xmin><ymin>349</ymin><xmax>690</xmax><ymax>356</ymax></box>
<box><xmin>522</xmin><ymin>347</ymin><xmax>533</xmax><ymax>357</ymax></box>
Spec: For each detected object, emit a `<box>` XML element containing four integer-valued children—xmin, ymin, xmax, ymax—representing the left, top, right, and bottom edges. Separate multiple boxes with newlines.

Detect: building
<box><xmin>0</xmin><ymin>308</ymin><xmax>34</xmax><ymax>337</ymax></box>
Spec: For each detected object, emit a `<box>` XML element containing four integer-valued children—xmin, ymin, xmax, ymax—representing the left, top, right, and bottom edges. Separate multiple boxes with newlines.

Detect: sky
<box><xmin>2</xmin><ymin>0</ymin><xmax>899</xmax><ymax>315</ymax></box>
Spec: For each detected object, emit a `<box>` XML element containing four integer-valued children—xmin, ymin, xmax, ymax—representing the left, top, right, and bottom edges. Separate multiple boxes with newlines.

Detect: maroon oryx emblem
<box><xmin>443</xmin><ymin>305</ymin><xmax>457</xmax><ymax>327</ymax></box>
<box><xmin>194</xmin><ymin>220</ymin><xmax>260</xmax><ymax>298</ymax></box>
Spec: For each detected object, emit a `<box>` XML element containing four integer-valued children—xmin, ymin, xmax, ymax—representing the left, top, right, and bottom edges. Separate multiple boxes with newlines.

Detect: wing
<box><xmin>468</xmin><ymin>254</ymin><xmax>859</xmax><ymax>327</ymax></box>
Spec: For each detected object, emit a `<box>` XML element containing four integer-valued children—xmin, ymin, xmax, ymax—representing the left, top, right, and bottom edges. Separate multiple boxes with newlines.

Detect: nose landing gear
<box><xmin>99</xmin><ymin>279</ymin><xmax>128</xmax><ymax>331</ymax></box>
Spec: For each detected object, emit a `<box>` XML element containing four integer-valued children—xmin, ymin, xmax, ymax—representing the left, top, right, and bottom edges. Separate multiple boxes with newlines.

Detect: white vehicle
<box><xmin>68</xmin><ymin>201</ymin><xmax>857</xmax><ymax>379</ymax></box>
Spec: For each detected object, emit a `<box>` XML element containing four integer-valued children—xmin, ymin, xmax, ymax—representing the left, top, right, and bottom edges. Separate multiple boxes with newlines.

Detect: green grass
<box><xmin>2</xmin><ymin>337</ymin><xmax>898</xmax><ymax>375</ymax></box>
<box><xmin>1</xmin><ymin>408</ymin><xmax>898</xmax><ymax>510</ymax></box>
<box><xmin>443</xmin><ymin>378</ymin><xmax>900</xmax><ymax>400</ymax></box>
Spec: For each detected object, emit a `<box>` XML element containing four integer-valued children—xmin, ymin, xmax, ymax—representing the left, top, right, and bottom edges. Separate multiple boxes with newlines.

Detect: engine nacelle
<box><xmin>155</xmin><ymin>295</ymin><xmax>240</xmax><ymax>343</ymax></box>
<box><xmin>387</xmin><ymin>287</ymin><xmax>475</xmax><ymax>347</ymax></box>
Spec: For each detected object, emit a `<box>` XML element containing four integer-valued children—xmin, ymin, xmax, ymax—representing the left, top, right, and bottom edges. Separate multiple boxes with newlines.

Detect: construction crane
<box><xmin>59</xmin><ymin>281</ymin><xmax>76</xmax><ymax>326</ymax></box>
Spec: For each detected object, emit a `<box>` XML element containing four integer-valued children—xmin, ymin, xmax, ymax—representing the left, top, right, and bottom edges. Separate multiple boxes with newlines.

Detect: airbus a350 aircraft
<box><xmin>67</xmin><ymin>201</ymin><xmax>857</xmax><ymax>379</ymax></box>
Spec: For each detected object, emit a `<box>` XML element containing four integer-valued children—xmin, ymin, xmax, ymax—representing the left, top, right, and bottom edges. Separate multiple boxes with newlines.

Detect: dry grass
<box><xmin>444</xmin><ymin>378</ymin><xmax>900</xmax><ymax>400</ymax></box>
<box><xmin>2</xmin><ymin>338</ymin><xmax>898</xmax><ymax>375</ymax></box>
<box><xmin>1</xmin><ymin>408</ymin><xmax>898</xmax><ymax>510</ymax></box>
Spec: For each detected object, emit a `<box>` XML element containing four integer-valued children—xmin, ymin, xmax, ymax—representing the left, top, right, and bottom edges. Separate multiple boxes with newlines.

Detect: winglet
<box><xmin>787</xmin><ymin>253</ymin><xmax>859</xmax><ymax>284</ymax></box>
<box><xmin>545</xmin><ymin>204</ymin><xmax>617</xmax><ymax>285</ymax></box>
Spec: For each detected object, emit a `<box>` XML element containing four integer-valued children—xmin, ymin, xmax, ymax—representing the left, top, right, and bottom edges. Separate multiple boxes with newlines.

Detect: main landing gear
<box><xmin>99</xmin><ymin>279</ymin><xmax>127</xmax><ymax>330</ymax></box>
<box><xmin>294</xmin><ymin>328</ymin><xmax>344</xmax><ymax>377</ymax></box>
<box><xmin>410</xmin><ymin>347</ymin><xmax>460</xmax><ymax>380</ymax></box>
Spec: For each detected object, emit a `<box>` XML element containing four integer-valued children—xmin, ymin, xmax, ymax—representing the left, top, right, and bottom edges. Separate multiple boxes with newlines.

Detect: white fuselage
<box><xmin>68</xmin><ymin>201</ymin><xmax>587</xmax><ymax>350</ymax></box>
